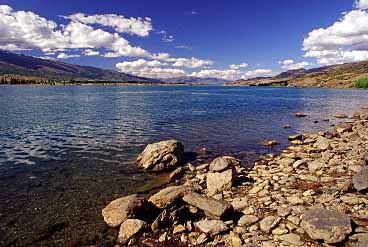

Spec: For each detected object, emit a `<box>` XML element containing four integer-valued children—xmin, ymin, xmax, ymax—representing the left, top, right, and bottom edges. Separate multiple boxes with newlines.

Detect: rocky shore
<box><xmin>98</xmin><ymin>107</ymin><xmax>368</xmax><ymax>247</ymax></box>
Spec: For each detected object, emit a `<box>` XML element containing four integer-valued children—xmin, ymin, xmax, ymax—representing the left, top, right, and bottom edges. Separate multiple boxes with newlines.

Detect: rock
<box><xmin>183</xmin><ymin>192</ymin><xmax>233</xmax><ymax>219</ymax></box>
<box><xmin>349</xmin><ymin>233</ymin><xmax>368</xmax><ymax>247</ymax></box>
<box><xmin>333</xmin><ymin>113</ymin><xmax>349</xmax><ymax>119</ymax></box>
<box><xmin>308</xmin><ymin>160</ymin><xmax>325</xmax><ymax>171</ymax></box>
<box><xmin>259</xmin><ymin>216</ymin><xmax>282</xmax><ymax>233</ymax></box>
<box><xmin>207</xmin><ymin>169</ymin><xmax>235</xmax><ymax>196</ymax></box>
<box><xmin>282</xmin><ymin>124</ymin><xmax>292</xmax><ymax>128</ymax></box>
<box><xmin>169</xmin><ymin>167</ymin><xmax>185</xmax><ymax>181</ymax></box>
<box><xmin>173</xmin><ymin>224</ymin><xmax>186</xmax><ymax>234</ymax></box>
<box><xmin>316</xmin><ymin>136</ymin><xmax>330</xmax><ymax>150</ymax></box>
<box><xmin>238</xmin><ymin>215</ymin><xmax>259</xmax><ymax>226</ymax></box>
<box><xmin>209</xmin><ymin>156</ymin><xmax>232</xmax><ymax>172</ymax></box>
<box><xmin>102</xmin><ymin>194</ymin><xmax>149</xmax><ymax>227</ymax></box>
<box><xmin>288</xmin><ymin>134</ymin><xmax>303</xmax><ymax>141</ymax></box>
<box><xmin>228</xmin><ymin>231</ymin><xmax>242</xmax><ymax>247</ymax></box>
<box><xmin>136</xmin><ymin>140</ymin><xmax>184</xmax><ymax>172</ymax></box>
<box><xmin>117</xmin><ymin>219</ymin><xmax>146</xmax><ymax>244</ymax></box>
<box><xmin>301</xmin><ymin>208</ymin><xmax>352</xmax><ymax>244</ymax></box>
<box><xmin>353</xmin><ymin>166</ymin><xmax>368</xmax><ymax>191</ymax></box>
<box><xmin>195</xmin><ymin>219</ymin><xmax>229</xmax><ymax>236</ymax></box>
<box><xmin>149</xmin><ymin>186</ymin><xmax>196</xmax><ymax>209</ymax></box>
<box><xmin>295</xmin><ymin>112</ymin><xmax>307</xmax><ymax>117</ymax></box>
<box><xmin>261</xmin><ymin>140</ymin><xmax>278</xmax><ymax>146</ymax></box>
<box><xmin>279</xmin><ymin>233</ymin><xmax>304</xmax><ymax>246</ymax></box>
<box><xmin>231</xmin><ymin>198</ymin><xmax>248</xmax><ymax>211</ymax></box>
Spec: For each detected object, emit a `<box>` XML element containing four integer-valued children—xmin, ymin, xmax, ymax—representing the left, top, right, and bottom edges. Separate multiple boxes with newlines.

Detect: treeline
<box><xmin>0</xmin><ymin>77</ymin><xmax>55</xmax><ymax>85</ymax></box>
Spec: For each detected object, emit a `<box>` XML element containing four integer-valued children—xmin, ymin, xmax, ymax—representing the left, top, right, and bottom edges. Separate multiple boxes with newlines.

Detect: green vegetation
<box><xmin>356</xmin><ymin>77</ymin><xmax>368</xmax><ymax>88</ymax></box>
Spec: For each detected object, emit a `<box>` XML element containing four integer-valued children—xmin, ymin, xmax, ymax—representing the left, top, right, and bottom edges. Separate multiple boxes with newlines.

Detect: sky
<box><xmin>0</xmin><ymin>0</ymin><xmax>367</xmax><ymax>80</ymax></box>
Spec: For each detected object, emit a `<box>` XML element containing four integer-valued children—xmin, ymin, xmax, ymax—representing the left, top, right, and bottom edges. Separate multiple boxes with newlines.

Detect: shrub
<box><xmin>356</xmin><ymin>77</ymin><xmax>368</xmax><ymax>88</ymax></box>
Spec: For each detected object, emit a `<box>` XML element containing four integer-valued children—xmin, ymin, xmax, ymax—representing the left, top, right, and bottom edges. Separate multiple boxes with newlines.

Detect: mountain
<box><xmin>0</xmin><ymin>50</ymin><xmax>161</xmax><ymax>83</ymax></box>
<box><xmin>163</xmin><ymin>76</ymin><xmax>229</xmax><ymax>85</ymax></box>
<box><xmin>228</xmin><ymin>61</ymin><xmax>368</xmax><ymax>88</ymax></box>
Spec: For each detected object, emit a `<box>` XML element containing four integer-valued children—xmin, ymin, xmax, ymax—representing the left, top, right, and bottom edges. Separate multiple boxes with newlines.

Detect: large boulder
<box><xmin>117</xmin><ymin>219</ymin><xmax>146</xmax><ymax>244</ymax></box>
<box><xmin>353</xmin><ymin>166</ymin><xmax>368</xmax><ymax>191</ymax></box>
<box><xmin>136</xmin><ymin>140</ymin><xmax>184</xmax><ymax>172</ymax></box>
<box><xmin>209</xmin><ymin>156</ymin><xmax>239</xmax><ymax>172</ymax></box>
<box><xmin>183</xmin><ymin>192</ymin><xmax>233</xmax><ymax>219</ymax></box>
<box><xmin>301</xmin><ymin>208</ymin><xmax>352</xmax><ymax>244</ymax></box>
<box><xmin>207</xmin><ymin>169</ymin><xmax>235</xmax><ymax>196</ymax></box>
<box><xmin>316</xmin><ymin>136</ymin><xmax>330</xmax><ymax>150</ymax></box>
<box><xmin>102</xmin><ymin>194</ymin><xmax>149</xmax><ymax>227</ymax></box>
<box><xmin>149</xmin><ymin>186</ymin><xmax>196</xmax><ymax>209</ymax></box>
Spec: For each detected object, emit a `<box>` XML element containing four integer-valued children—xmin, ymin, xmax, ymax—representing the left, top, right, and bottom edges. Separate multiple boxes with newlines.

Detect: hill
<box><xmin>0</xmin><ymin>50</ymin><xmax>161</xmax><ymax>83</ymax></box>
<box><xmin>228</xmin><ymin>61</ymin><xmax>368</xmax><ymax>88</ymax></box>
<box><xmin>163</xmin><ymin>76</ymin><xmax>229</xmax><ymax>85</ymax></box>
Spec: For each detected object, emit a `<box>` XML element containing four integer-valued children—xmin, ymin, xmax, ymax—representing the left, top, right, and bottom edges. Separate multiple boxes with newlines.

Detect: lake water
<box><xmin>0</xmin><ymin>85</ymin><xmax>367</xmax><ymax>246</ymax></box>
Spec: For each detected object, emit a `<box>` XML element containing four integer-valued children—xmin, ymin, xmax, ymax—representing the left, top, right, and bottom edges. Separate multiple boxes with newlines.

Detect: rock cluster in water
<box><xmin>100</xmin><ymin>107</ymin><xmax>368</xmax><ymax>246</ymax></box>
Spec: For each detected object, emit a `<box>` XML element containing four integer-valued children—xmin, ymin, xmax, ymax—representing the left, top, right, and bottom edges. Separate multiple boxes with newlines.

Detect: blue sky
<box><xmin>0</xmin><ymin>0</ymin><xmax>367</xmax><ymax>79</ymax></box>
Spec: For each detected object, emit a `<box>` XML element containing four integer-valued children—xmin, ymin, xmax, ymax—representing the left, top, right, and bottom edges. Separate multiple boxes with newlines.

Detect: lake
<box><xmin>0</xmin><ymin>85</ymin><xmax>367</xmax><ymax>246</ymax></box>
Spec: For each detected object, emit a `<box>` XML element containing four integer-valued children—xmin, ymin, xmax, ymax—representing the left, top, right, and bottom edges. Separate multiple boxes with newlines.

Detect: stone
<box><xmin>288</xmin><ymin>134</ymin><xmax>303</xmax><ymax>141</ymax></box>
<box><xmin>231</xmin><ymin>198</ymin><xmax>248</xmax><ymax>211</ymax></box>
<box><xmin>333</xmin><ymin>113</ymin><xmax>349</xmax><ymax>119</ymax></box>
<box><xmin>301</xmin><ymin>208</ymin><xmax>352</xmax><ymax>244</ymax></box>
<box><xmin>316</xmin><ymin>136</ymin><xmax>330</xmax><ymax>150</ymax></box>
<box><xmin>183</xmin><ymin>192</ymin><xmax>233</xmax><ymax>219</ymax></box>
<box><xmin>195</xmin><ymin>219</ymin><xmax>229</xmax><ymax>236</ymax></box>
<box><xmin>287</xmin><ymin>195</ymin><xmax>304</xmax><ymax>205</ymax></box>
<box><xmin>353</xmin><ymin>166</ymin><xmax>368</xmax><ymax>191</ymax></box>
<box><xmin>308</xmin><ymin>160</ymin><xmax>325</xmax><ymax>171</ymax></box>
<box><xmin>149</xmin><ymin>185</ymin><xmax>195</xmax><ymax>209</ymax></box>
<box><xmin>207</xmin><ymin>169</ymin><xmax>235</xmax><ymax>196</ymax></box>
<box><xmin>209</xmin><ymin>156</ymin><xmax>232</xmax><ymax>172</ymax></box>
<box><xmin>238</xmin><ymin>215</ymin><xmax>259</xmax><ymax>226</ymax></box>
<box><xmin>102</xmin><ymin>194</ymin><xmax>149</xmax><ymax>227</ymax></box>
<box><xmin>292</xmin><ymin>160</ymin><xmax>306</xmax><ymax>169</ymax></box>
<box><xmin>277</xmin><ymin>207</ymin><xmax>292</xmax><ymax>217</ymax></box>
<box><xmin>261</xmin><ymin>140</ymin><xmax>278</xmax><ymax>146</ymax></box>
<box><xmin>169</xmin><ymin>167</ymin><xmax>185</xmax><ymax>181</ymax></box>
<box><xmin>260</xmin><ymin>216</ymin><xmax>282</xmax><ymax>233</ymax></box>
<box><xmin>295</xmin><ymin>112</ymin><xmax>307</xmax><ymax>117</ymax></box>
<box><xmin>173</xmin><ymin>224</ymin><xmax>186</xmax><ymax>234</ymax></box>
<box><xmin>277</xmin><ymin>158</ymin><xmax>295</xmax><ymax>167</ymax></box>
<box><xmin>349</xmin><ymin>233</ymin><xmax>368</xmax><ymax>247</ymax></box>
<box><xmin>279</xmin><ymin>233</ymin><xmax>304</xmax><ymax>246</ymax></box>
<box><xmin>136</xmin><ymin>139</ymin><xmax>184</xmax><ymax>172</ymax></box>
<box><xmin>117</xmin><ymin>219</ymin><xmax>146</xmax><ymax>244</ymax></box>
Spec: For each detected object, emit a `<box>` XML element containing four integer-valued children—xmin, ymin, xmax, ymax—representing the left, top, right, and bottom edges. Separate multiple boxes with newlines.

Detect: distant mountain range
<box><xmin>0</xmin><ymin>50</ymin><xmax>160</xmax><ymax>83</ymax></box>
<box><xmin>162</xmin><ymin>76</ymin><xmax>229</xmax><ymax>85</ymax></box>
<box><xmin>228</xmin><ymin>61</ymin><xmax>368</xmax><ymax>88</ymax></box>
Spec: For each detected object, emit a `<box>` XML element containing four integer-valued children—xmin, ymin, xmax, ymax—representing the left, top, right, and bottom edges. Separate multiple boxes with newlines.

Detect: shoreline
<box><xmin>98</xmin><ymin>106</ymin><xmax>368</xmax><ymax>247</ymax></box>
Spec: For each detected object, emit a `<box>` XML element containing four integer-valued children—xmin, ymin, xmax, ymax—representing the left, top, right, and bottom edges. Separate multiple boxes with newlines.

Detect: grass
<box><xmin>356</xmin><ymin>77</ymin><xmax>368</xmax><ymax>88</ymax></box>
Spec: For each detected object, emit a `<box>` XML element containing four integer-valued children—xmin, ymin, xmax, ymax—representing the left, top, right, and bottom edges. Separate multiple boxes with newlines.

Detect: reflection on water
<box><xmin>0</xmin><ymin>85</ymin><xmax>367</xmax><ymax>246</ymax></box>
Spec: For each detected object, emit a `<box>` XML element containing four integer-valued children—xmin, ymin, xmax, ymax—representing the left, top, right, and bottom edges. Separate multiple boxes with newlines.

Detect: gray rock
<box><xmin>353</xmin><ymin>166</ymin><xmax>368</xmax><ymax>191</ymax></box>
<box><xmin>279</xmin><ymin>233</ymin><xmax>304</xmax><ymax>246</ymax></box>
<box><xmin>102</xmin><ymin>194</ymin><xmax>148</xmax><ymax>227</ymax></box>
<box><xmin>238</xmin><ymin>215</ymin><xmax>259</xmax><ymax>226</ymax></box>
<box><xmin>209</xmin><ymin>157</ymin><xmax>232</xmax><ymax>172</ymax></box>
<box><xmin>183</xmin><ymin>192</ymin><xmax>232</xmax><ymax>219</ymax></box>
<box><xmin>260</xmin><ymin>216</ymin><xmax>282</xmax><ymax>233</ymax></box>
<box><xmin>136</xmin><ymin>140</ymin><xmax>184</xmax><ymax>172</ymax></box>
<box><xmin>149</xmin><ymin>185</ymin><xmax>196</xmax><ymax>209</ymax></box>
<box><xmin>169</xmin><ymin>167</ymin><xmax>185</xmax><ymax>181</ymax></box>
<box><xmin>349</xmin><ymin>233</ymin><xmax>368</xmax><ymax>247</ymax></box>
<box><xmin>195</xmin><ymin>219</ymin><xmax>229</xmax><ymax>236</ymax></box>
<box><xmin>207</xmin><ymin>169</ymin><xmax>235</xmax><ymax>196</ymax></box>
<box><xmin>316</xmin><ymin>136</ymin><xmax>330</xmax><ymax>150</ymax></box>
<box><xmin>301</xmin><ymin>208</ymin><xmax>352</xmax><ymax>244</ymax></box>
<box><xmin>117</xmin><ymin>219</ymin><xmax>146</xmax><ymax>244</ymax></box>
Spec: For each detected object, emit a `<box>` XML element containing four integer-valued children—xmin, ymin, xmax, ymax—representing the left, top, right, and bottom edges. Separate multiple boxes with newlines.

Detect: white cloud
<box><xmin>83</xmin><ymin>49</ymin><xmax>100</xmax><ymax>56</ymax></box>
<box><xmin>242</xmin><ymin>69</ymin><xmax>273</xmax><ymax>79</ymax></box>
<box><xmin>116</xmin><ymin>60</ymin><xmax>185</xmax><ymax>78</ymax></box>
<box><xmin>355</xmin><ymin>0</ymin><xmax>368</xmax><ymax>10</ymax></box>
<box><xmin>278</xmin><ymin>59</ymin><xmax>311</xmax><ymax>70</ymax></box>
<box><xmin>63</xmin><ymin>13</ymin><xmax>152</xmax><ymax>37</ymax></box>
<box><xmin>229</xmin><ymin>63</ymin><xmax>248</xmax><ymax>70</ymax></box>
<box><xmin>116</xmin><ymin>59</ymin><xmax>164</xmax><ymax>72</ymax></box>
<box><xmin>57</xmin><ymin>52</ymin><xmax>80</xmax><ymax>59</ymax></box>
<box><xmin>156</xmin><ymin>30</ymin><xmax>174</xmax><ymax>43</ymax></box>
<box><xmin>175</xmin><ymin>45</ymin><xmax>191</xmax><ymax>49</ymax></box>
<box><xmin>303</xmin><ymin>8</ymin><xmax>368</xmax><ymax>65</ymax></box>
<box><xmin>172</xmin><ymin>57</ymin><xmax>214</xmax><ymax>68</ymax></box>
<box><xmin>190</xmin><ymin>69</ymin><xmax>240</xmax><ymax>80</ymax></box>
<box><xmin>0</xmin><ymin>5</ymin><xmax>150</xmax><ymax>57</ymax></box>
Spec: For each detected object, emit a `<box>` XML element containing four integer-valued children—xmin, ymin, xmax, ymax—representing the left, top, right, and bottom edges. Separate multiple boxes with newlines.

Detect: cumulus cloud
<box><xmin>278</xmin><ymin>59</ymin><xmax>311</xmax><ymax>70</ymax></box>
<box><xmin>57</xmin><ymin>53</ymin><xmax>80</xmax><ymax>59</ymax></box>
<box><xmin>63</xmin><ymin>13</ymin><xmax>152</xmax><ymax>37</ymax></box>
<box><xmin>355</xmin><ymin>0</ymin><xmax>368</xmax><ymax>9</ymax></box>
<box><xmin>116</xmin><ymin>59</ymin><xmax>164</xmax><ymax>72</ymax></box>
<box><xmin>190</xmin><ymin>69</ymin><xmax>241</xmax><ymax>80</ymax></box>
<box><xmin>303</xmin><ymin>7</ymin><xmax>368</xmax><ymax>65</ymax></box>
<box><xmin>156</xmin><ymin>30</ymin><xmax>174</xmax><ymax>43</ymax></box>
<box><xmin>172</xmin><ymin>57</ymin><xmax>214</xmax><ymax>68</ymax></box>
<box><xmin>242</xmin><ymin>69</ymin><xmax>273</xmax><ymax>79</ymax></box>
<box><xmin>116</xmin><ymin>60</ymin><xmax>185</xmax><ymax>78</ymax></box>
<box><xmin>229</xmin><ymin>63</ymin><xmax>248</xmax><ymax>70</ymax></box>
<box><xmin>0</xmin><ymin>5</ymin><xmax>150</xmax><ymax>57</ymax></box>
<box><xmin>83</xmin><ymin>49</ymin><xmax>100</xmax><ymax>56</ymax></box>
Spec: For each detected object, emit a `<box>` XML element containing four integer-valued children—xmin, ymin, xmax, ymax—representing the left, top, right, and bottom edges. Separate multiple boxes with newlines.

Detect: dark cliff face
<box><xmin>0</xmin><ymin>50</ymin><xmax>160</xmax><ymax>82</ymax></box>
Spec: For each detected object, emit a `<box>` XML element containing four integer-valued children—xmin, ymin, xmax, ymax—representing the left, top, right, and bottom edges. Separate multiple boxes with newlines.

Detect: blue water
<box><xmin>1</xmin><ymin>85</ymin><xmax>368</xmax><ymax>246</ymax></box>
<box><xmin>0</xmin><ymin>85</ymin><xmax>367</xmax><ymax>168</ymax></box>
